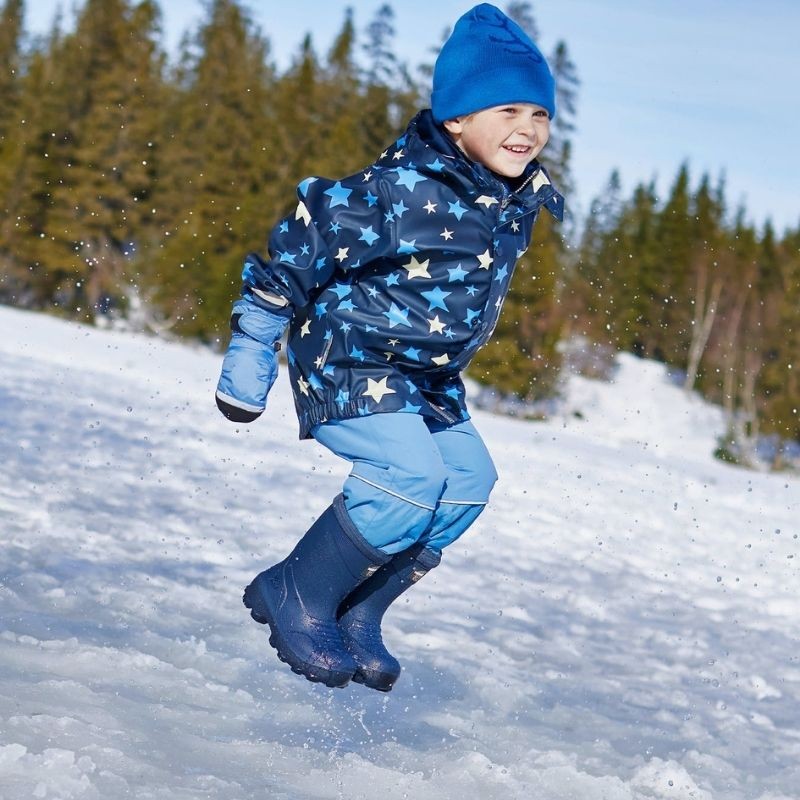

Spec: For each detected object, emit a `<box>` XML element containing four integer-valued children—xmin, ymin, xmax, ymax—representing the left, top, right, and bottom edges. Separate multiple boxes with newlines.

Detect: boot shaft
<box><xmin>339</xmin><ymin>544</ymin><xmax>441</xmax><ymax>626</ymax></box>
<box><xmin>281</xmin><ymin>494</ymin><xmax>391</xmax><ymax>617</ymax></box>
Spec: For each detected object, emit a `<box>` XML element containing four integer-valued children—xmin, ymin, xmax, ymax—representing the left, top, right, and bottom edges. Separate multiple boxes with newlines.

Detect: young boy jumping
<box><xmin>216</xmin><ymin>3</ymin><xmax>563</xmax><ymax>691</ymax></box>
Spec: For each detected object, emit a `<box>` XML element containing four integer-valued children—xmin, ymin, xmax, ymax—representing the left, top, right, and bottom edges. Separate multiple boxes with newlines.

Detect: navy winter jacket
<box><xmin>242</xmin><ymin>109</ymin><xmax>563</xmax><ymax>438</ymax></box>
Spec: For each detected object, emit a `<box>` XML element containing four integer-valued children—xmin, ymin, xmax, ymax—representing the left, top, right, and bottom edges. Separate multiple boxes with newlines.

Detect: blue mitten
<box><xmin>216</xmin><ymin>300</ymin><xmax>289</xmax><ymax>422</ymax></box>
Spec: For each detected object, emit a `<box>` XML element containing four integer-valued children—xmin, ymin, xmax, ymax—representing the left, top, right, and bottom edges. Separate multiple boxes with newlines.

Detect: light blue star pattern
<box><xmin>464</xmin><ymin>308</ymin><xmax>481</xmax><ymax>326</ymax></box>
<box><xmin>330</xmin><ymin>282</ymin><xmax>352</xmax><ymax>299</ymax></box>
<box><xmin>448</xmin><ymin>201</ymin><xmax>467</xmax><ymax>220</ymax></box>
<box><xmin>298</xmin><ymin>177</ymin><xmax>317</xmax><ymax>196</ymax></box>
<box><xmin>421</xmin><ymin>286</ymin><xmax>452</xmax><ymax>312</ymax></box>
<box><xmin>339</xmin><ymin>299</ymin><xmax>356</xmax><ymax>312</ymax></box>
<box><xmin>385</xmin><ymin>273</ymin><xmax>400</xmax><ymax>287</ymax></box>
<box><xmin>324</xmin><ymin>181</ymin><xmax>352</xmax><ymax>208</ymax></box>
<box><xmin>465</xmin><ymin>285</ymin><xmax>478</xmax><ymax>296</ymax></box>
<box><xmin>336</xmin><ymin>390</ymin><xmax>350</xmax><ymax>408</ymax></box>
<box><xmin>447</xmin><ymin>264</ymin><xmax>468</xmax><ymax>282</ymax></box>
<box><xmin>309</xmin><ymin>373</ymin><xmax>323</xmax><ymax>391</ymax></box>
<box><xmin>330</xmin><ymin>221</ymin><xmax>342</xmax><ymax>234</ymax></box>
<box><xmin>392</xmin><ymin>200</ymin><xmax>409</xmax><ymax>218</ymax></box>
<box><xmin>397</xmin><ymin>239</ymin><xmax>419</xmax><ymax>255</ymax></box>
<box><xmin>277</xmin><ymin>250</ymin><xmax>296</xmax><ymax>264</ymax></box>
<box><xmin>315</xmin><ymin>257</ymin><xmax>327</xmax><ymax>271</ymax></box>
<box><xmin>340</xmin><ymin>320</ymin><xmax>352</xmax><ymax>333</ymax></box>
<box><xmin>403</xmin><ymin>346</ymin><xmax>421</xmax><ymax>361</ymax></box>
<box><xmin>402</xmin><ymin>401</ymin><xmax>423</xmax><ymax>412</ymax></box>
<box><xmin>359</xmin><ymin>226</ymin><xmax>380</xmax><ymax>246</ymax></box>
<box><xmin>315</xmin><ymin>302</ymin><xmax>328</xmax><ymax>319</ymax></box>
<box><xmin>350</xmin><ymin>346</ymin><xmax>365</xmax><ymax>362</ymax></box>
<box><xmin>426</xmin><ymin>159</ymin><xmax>445</xmax><ymax>172</ymax></box>
<box><xmin>394</xmin><ymin>167</ymin><xmax>427</xmax><ymax>192</ymax></box>
<box><xmin>279</xmin><ymin>220</ymin><xmax>289</xmax><ymax>233</ymax></box>
<box><xmin>494</xmin><ymin>264</ymin><xmax>509</xmax><ymax>282</ymax></box>
<box><xmin>364</xmin><ymin>191</ymin><xmax>378</xmax><ymax>207</ymax></box>
<box><xmin>383</xmin><ymin>302</ymin><xmax>412</xmax><ymax>328</ymax></box>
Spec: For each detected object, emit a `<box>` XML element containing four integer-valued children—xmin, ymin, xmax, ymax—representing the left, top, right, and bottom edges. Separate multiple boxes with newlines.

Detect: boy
<box><xmin>216</xmin><ymin>3</ymin><xmax>563</xmax><ymax>691</ymax></box>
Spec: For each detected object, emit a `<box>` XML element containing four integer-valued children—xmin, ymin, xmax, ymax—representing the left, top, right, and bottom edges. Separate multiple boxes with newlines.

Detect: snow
<box><xmin>0</xmin><ymin>303</ymin><xmax>798</xmax><ymax>800</ymax></box>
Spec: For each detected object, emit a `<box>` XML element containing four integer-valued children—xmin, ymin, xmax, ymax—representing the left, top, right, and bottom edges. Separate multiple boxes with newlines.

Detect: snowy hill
<box><xmin>0</xmin><ymin>304</ymin><xmax>798</xmax><ymax>800</ymax></box>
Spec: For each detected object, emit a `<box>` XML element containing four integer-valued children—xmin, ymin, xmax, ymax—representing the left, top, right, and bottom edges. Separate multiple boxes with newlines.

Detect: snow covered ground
<box><xmin>0</xmin><ymin>303</ymin><xmax>798</xmax><ymax>800</ymax></box>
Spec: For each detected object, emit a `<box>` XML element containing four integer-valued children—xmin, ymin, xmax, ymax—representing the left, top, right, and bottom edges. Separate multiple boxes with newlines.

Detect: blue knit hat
<box><xmin>431</xmin><ymin>3</ymin><xmax>555</xmax><ymax>123</ymax></box>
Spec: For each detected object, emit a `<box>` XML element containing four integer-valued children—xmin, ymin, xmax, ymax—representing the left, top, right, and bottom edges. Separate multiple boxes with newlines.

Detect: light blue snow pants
<box><xmin>311</xmin><ymin>413</ymin><xmax>498</xmax><ymax>555</ymax></box>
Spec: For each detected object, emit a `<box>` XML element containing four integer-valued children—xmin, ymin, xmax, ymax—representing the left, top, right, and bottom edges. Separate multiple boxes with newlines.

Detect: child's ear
<box><xmin>443</xmin><ymin>117</ymin><xmax>465</xmax><ymax>136</ymax></box>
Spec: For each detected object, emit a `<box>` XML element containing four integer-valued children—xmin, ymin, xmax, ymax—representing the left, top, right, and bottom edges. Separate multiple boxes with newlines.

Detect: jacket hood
<box><xmin>402</xmin><ymin>109</ymin><xmax>562</xmax><ymax>221</ymax></box>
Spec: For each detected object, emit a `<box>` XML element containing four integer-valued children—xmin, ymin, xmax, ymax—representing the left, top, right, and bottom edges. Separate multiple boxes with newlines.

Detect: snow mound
<box><xmin>1</xmin><ymin>305</ymin><xmax>798</xmax><ymax>800</ymax></box>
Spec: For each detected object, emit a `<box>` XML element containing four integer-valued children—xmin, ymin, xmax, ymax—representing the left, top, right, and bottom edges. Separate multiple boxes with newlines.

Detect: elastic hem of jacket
<box><xmin>300</xmin><ymin>398</ymin><xmax>372</xmax><ymax>439</ymax></box>
<box><xmin>301</xmin><ymin>398</ymin><xmax>471</xmax><ymax>439</ymax></box>
<box><xmin>348</xmin><ymin>473</ymin><xmax>438</xmax><ymax>512</ymax></box>
<box><xmin>404</xmin><ymin>543</ymin><xmax>442</xmax><ymax>571</ymax></box>
<box><xmin>332</xmin><ymin>493</ymin><xmax>392</xmax><ymax>565</ymax></box>
<box><xmin>215</xmin><ymin>390</ymin><xmax>263</xmax><ymax>414</ymax></box>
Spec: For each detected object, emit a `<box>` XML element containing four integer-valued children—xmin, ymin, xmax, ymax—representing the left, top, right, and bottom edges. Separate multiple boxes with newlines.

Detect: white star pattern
<box><xmin>440</xmin><ymin>228</ymin><xmax>454</xmax><ymax>240</ymax></box>
<box><xmin>431</xmin><ymin>354</ymin><xmax>451</xmax><ymax>366</ymax></box>
<box><xmin>297</xmin><ymin>377</ymin><xmax>310</xmax><ymax>396</ymax></box>
<box><xmin>404</xmin><ymin>256</ymin><xmax>432</xmax><ymax>279</ymax></box>
<box><xmin>300</xmin><ymin>319</ymin><xmax>312</xmax><ymax>337</ymax></box>
<box><xmin>295</xmin><ymin>201</ymin><xmax>311</xmax><ymax>227</ymax></box>
<box><xmin>531</xmin><ymin>170</ymin><xmax>550</xmax><ymax>192</ymax></box>
<box><xmin>477</xmin><ymin>249</ymin><xmax>494</xmax><ymax>270</ymax></box>
<box><xmin>363</xmin><ymin>377</ymin><xmax>396</xmax><ymax>403</ymax></box>
<box><xmin>423</xmin><ymin>200</ymin><xmax>437</xmax><ymax>214</ymax></box>
<box><xmin>476</xmin><ymin>195</ymin><xmax>499</xmax><ymax>208</ymax></box>
<box><xmin>335</xmin><ymin>247</ymin><xmax>349</xmax><ymax>262</ymax></box>
<box><xmin>511</xmin><ymin>220</ymin><xmax>520</xmax><ymax>232</ymax></box>
<box><xmin>392</xmin><ymin>149</ymin><xmax>405</xmax><ymax>160</ymax></box>
<box><xmin>428</xmin><ymin>315</ymin><xmax>446</xmax><ymax>334</ymax></box>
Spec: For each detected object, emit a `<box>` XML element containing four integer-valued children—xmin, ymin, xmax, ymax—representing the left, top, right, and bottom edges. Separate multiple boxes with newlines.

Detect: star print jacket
<box><xmin>241</xmin><ymin>109</ymin><xmax>563</xmax><ymax>438</ymax></box>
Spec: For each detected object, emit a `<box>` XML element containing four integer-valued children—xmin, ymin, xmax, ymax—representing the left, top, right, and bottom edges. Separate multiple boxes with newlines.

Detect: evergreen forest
<box><xmin>0</xmin><ymin>0</ymin><xmax>797</xmax><ymax>467</ymax></box>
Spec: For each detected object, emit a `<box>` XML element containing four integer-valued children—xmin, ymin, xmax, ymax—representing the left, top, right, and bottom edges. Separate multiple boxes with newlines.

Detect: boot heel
<box><xmin>243</xmin><ymin>574</ymin><xmax>271</xmax><ymax>625</ymax></box>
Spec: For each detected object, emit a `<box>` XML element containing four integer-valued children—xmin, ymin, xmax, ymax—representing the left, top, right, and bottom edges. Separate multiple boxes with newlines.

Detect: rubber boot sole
<box><xmin>351</xmin><ymin>666</ymin><xmax>397</xmax><ymax>693</ymax></box>
<box><xmin>243</xmin><ymin>571</ymin><xmax>354</xmax><ymax>689</ymax></box>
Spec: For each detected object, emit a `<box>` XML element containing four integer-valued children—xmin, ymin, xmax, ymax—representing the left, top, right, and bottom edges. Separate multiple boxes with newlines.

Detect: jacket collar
<box><xmin>405</xmin><ymin>109</ymin><xmax>563</xmax><ymax>221</ymax></box>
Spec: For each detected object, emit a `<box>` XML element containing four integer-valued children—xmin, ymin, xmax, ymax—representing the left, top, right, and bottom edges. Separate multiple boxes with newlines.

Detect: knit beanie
<box><xmin>431</xmin><ymin>3</ymin><xmax>555</xmax><ymax>123</ymax></box>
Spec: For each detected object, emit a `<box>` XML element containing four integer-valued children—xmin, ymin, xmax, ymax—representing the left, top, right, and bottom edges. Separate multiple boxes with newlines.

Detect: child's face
<box><xmin>443</xmin><ymin>103</ymin><xmax>551</xmax><ymax>179</ymax></box>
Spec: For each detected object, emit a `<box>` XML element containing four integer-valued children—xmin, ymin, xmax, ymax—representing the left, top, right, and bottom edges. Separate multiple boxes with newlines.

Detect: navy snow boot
<box><xmin>337</xmin><ymin>544</ymin><xmax>441</xmax><ymax>692</ymax></box>
<box><xmin>243</xmin><ymin>495</ymin><xmax>391</xmax><ymax>688</ymax></box>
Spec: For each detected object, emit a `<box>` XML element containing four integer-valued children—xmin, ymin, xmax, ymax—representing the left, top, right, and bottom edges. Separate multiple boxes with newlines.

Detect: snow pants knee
<box><xmin>311</xmin><ymin>413</ymin><xmax>498</xmax><ymax>555</ymax></box>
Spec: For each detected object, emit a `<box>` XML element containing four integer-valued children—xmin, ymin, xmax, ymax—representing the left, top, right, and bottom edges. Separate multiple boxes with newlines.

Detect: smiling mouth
<box><xmin>503</xmin><ymin>144</ymin><xmax>531</xmax><ymax>155</ymax></box>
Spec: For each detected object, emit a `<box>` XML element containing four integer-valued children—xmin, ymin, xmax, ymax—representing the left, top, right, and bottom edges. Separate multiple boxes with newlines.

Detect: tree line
<box><xmin>0</xmin><ymin>0</ymin><xmax>796</xmax><ymax>463</ymax></box>
<box><xmin>572</xmin><ymin>168</ymin><xmax>799</xmax><ymax>465</ymax></box>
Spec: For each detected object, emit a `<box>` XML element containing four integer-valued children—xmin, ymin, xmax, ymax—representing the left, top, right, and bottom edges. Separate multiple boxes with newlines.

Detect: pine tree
<box><xmin>652</xmin><ymin>163</ymin><xmax>693</xmax><ymax>362</ymax></box>
<box><xmin>150</xmin><ymin>0</ymin><xmax>275</xmax><ymax>338</ymax></box>
<box><xmin>683</xmin><ymin>173</ymin><xmax>725</xmax><ymax>391</ymax></box>
<box><xmin>0</xmin><ymin>0</ymin><xmax>22</xmax><ymax>147</ymax></box>
<box><xmin>361</xmin><ymin>4</ymin><xmax>419</xmax><ymax>155</ymax></box>
<box><xmin>14</xmin><ymin>0</ymin><xmax>167</xmax><ymax>319</ymax></box>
